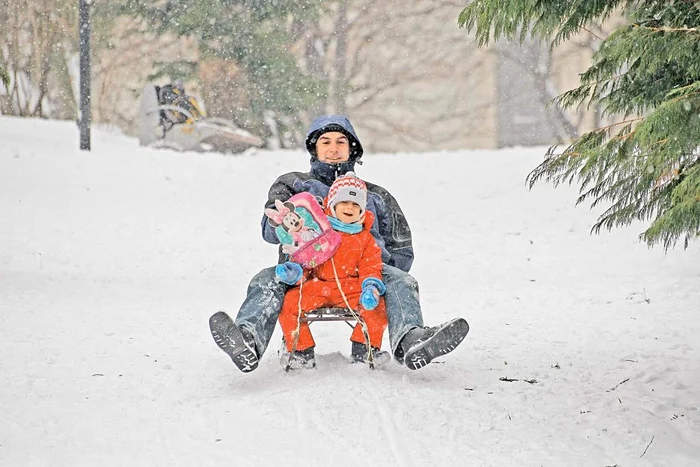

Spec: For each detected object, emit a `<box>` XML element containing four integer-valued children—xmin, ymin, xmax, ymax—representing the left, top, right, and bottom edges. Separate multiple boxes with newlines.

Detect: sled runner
<box><xmin>138</xmin><ymin>83</ymin><xmax>263</xmax><ymax>154</ymax></box>
<box><xmin>302</xmin><ymin>306</ymin><xmax>358</xmax><ymax>325</ymax></box>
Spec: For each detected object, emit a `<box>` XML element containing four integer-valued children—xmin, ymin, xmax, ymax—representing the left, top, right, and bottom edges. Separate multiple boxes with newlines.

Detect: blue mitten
<box><xmin>275</xmin><ymin>261</ymin><xmax>303</xmax><ymax>285</ymax></box>
<box><xmin>360</xmin><ymin>277</ymin><xmax>386</xmax><ymax>310</ymax></box>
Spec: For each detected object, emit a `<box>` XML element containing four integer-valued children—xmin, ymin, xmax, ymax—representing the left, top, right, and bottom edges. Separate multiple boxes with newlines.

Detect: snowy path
<box><xmin>1</xmin><ymin>117</ymin><xmax>699</xmax><ymax>466</ymax></box>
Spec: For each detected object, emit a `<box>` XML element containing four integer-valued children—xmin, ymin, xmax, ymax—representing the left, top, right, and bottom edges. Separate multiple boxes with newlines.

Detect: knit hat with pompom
<box><xmin>327</xmin><ymin>172</ymin><xmax>367</xmax><ymax>215</ymax></box>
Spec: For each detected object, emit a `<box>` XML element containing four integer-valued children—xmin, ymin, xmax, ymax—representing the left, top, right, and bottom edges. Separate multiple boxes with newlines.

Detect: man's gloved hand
<box><xmin>360</xmin><ymin>277</ymin><xmax>386</xmax><ymax>310</ymax></box>
<box><xmin>275</xmin><ymin>261</ymin><xmax>303</xmax><ymax>285</ymax></box>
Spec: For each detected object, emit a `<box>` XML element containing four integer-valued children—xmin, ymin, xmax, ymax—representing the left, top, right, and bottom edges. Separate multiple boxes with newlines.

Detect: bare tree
<box><xmin>491</xmin><ymin>18</ymin><xmax>624</xmax><ymax>147</ymax></box>
<box><xmin>89</xmin><ymin>17</ymin><xmax>196</xmax><ymax>134</ymax></box>
<box><xmin>0</xmin><ymin>0</ymin><xmax>77</xmax><ymax>118</ymax></box>
<box><xmin>296</xmin><ymin>0</ymin><xmax>491</xmax><ymax>151</ymax></box>
<box><xmin>0</xmin><ymin>0</ymin><xmax>197</xmax><ymax>136</ymax></box>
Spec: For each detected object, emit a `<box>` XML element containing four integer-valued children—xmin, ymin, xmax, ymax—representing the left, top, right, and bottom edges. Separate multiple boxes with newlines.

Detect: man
<box><xmin>209</xmin><ymin>115</ymin><xmax>469</xmax><ymax>372</ymax></box>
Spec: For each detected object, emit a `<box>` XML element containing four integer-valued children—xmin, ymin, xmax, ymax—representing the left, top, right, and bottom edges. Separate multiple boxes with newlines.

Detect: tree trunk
<box><xmin>332</xmin><ymin>0</ymin><xmax>348</xmax><ymax>115</ymax></box>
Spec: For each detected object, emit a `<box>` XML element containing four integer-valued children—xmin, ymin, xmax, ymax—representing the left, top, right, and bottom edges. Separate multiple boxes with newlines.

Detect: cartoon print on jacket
<box><xmin>265</xmin><ymin>199</ymin><xmax>322</xmax><ymax>255</ymax></box>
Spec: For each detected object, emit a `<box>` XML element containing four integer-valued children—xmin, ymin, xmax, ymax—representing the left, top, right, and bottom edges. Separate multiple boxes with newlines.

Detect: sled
<box><xmin>302</xmin><ymin>307</ymin><xmax>358</xmax><ymax>327</ymax></box>
<box><xmin>138</xmin><ymin>83</ymin><xmax>263</xmax><ymax>154</ymax></box>
<box><xmin>286</xmin><ymin>306</ymin><xmax>383</xmax><ymax>371</ymax></box>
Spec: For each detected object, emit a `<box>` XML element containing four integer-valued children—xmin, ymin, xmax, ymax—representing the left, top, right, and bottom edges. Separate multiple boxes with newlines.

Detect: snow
<box><xmin>1</xmin><ymin>115</ymin><xmax>699</xmax><ymax>466</ymax></box>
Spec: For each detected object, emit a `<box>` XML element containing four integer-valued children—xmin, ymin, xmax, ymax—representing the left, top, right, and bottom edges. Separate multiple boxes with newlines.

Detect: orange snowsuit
<box><xmin>279</xmin><ymin>210</ymin><xmax>387</xmax><ymax>352</ymax></box>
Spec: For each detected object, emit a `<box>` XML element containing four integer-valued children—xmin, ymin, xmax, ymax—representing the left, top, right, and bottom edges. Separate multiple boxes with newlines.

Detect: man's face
<box><xmin>316</xmin><ymin>132</ymin><xmax>350</xmax><ymax>163</ymax></box>
<box><xmin>334</xmin><ymin>201</ymin><xmax>362</xmax><ymax>223</ymax></box>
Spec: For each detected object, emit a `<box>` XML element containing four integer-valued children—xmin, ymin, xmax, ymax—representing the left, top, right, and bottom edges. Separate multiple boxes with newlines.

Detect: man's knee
<box><xmin>382</xmin><ymin>265</ymin><xmax>419</xmax><ymax>293</ymax></box>
<box><xmin>249</xmin><ymin>266</ymin><xmax>283</xmax><ymax>291</ymax></box>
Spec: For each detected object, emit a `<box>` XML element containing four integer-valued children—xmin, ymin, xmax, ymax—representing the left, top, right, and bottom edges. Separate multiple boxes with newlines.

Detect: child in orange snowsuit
<box><xmin>275</xmin><ymin>172</ymin><xmax>388</xmax><ymax>368</ymax></box>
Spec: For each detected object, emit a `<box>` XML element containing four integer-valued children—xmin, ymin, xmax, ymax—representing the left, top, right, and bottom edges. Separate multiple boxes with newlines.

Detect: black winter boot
<box><xmin>209</xmin><ymin>311</ymin><xmax>259</xmax><ymax>373</ymax></box>
<box><xmin>398</xmin><ymin>317</ymin><xmax>469</xmax><ymax>370</ymax></box>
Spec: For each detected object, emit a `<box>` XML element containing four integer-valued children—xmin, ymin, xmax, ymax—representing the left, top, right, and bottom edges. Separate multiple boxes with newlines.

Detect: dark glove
<box><xmin>360</xmin><ymin>277</ymin><xmax>386</xmax><ymax>310</ymax></box>
<box><xmin>275</xmin><ymin>261</ymin><xmax>303</xmax><ymax>285</ymax></box>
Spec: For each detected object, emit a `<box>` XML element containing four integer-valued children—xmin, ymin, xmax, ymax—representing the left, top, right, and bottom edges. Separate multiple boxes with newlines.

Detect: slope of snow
<box><xmin>1</xmin><ymin>116</ymin><xmax>698</xmax><ymax>466</ymax></box>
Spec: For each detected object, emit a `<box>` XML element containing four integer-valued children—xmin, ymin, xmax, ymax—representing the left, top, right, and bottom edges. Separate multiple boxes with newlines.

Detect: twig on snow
<box><xmin>499</xmin><ymin>376</ymin><xmax>519</xmax><ymax>382</ymax></box>
<box><xmin>640</xmin><ymin>436</ymin><xmax>655</xmax><ymax>458</ymax></box>
<box><xmin>499</xmin><ymin>377</ymin><xmax>538</xmax><ymax>384</ymax></box>
<box><xmin>607</xmin><ymin>377</ymin><xmax>630</xmax><ymax>391</ymax></box>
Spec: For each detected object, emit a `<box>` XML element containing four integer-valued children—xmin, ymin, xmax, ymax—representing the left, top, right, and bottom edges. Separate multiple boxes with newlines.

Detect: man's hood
<box><xmin>305</xmin><ymin>115</ymin><xmax>364</xmax><ymax>161</ymax></box>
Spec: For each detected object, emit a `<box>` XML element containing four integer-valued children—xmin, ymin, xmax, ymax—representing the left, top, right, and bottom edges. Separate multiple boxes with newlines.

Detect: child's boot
<box><xmin>279</xmin><ymin>346</ymin><xmax>316</xmax><ymax>371</ymax></box>
<box><xmin>350</xmin><ymin>341</ymin><xmax>391</xmax><ymax>368</ymax></box>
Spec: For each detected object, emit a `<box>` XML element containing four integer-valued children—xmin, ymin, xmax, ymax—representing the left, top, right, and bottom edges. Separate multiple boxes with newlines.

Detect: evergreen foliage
<box><xmin>459</xmin><ymin>1</ymin><xmax>700</xmax><ymax>249</ymax></box>
<box><xmin>0</xmin><ymin>66</ymin><xmax>8</xmax><ymax>89</ymax></box>
<box><xmin>121</xmin><ymin>0</ymin><xmax>325</xmax><ymax>135</ymax></box>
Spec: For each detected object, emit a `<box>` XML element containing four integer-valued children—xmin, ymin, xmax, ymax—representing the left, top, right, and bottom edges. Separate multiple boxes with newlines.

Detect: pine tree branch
<box><xmin>581</xmin><ymin>26</ymin><xmax>604</xmax><ymax>41</ymax></box>
<box><xmin>462</xmin><ymin>0</ymin><xmax>700</xmax><ymax>249</ymax></box>
<box><xmin>596</xmin><ymin>117</ymin><xmax>645</xmax><ymax>134</ymax></box>
<box><xmin>638</xmin><ymin>26</ymin><xmax>700</xmax><ymax>33</ymax></box>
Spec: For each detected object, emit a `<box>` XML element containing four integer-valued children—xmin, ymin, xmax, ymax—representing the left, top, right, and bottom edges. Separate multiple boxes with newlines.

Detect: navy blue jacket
<box><xmin>261</xmin><ymin>165</ymin><xmax>414</xmax><ymax>272</ymax></box>
<box><xmin>261</xmin><ymin>116</ymin><xmax>414</xmax><ymax>272</ymax></box>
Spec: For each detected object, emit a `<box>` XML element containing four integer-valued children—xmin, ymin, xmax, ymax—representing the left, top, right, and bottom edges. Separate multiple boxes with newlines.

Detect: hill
<box><xmin>1</xmin><ymin>116</ymin><xmax>698</xmax><ymax>466</ymax></box>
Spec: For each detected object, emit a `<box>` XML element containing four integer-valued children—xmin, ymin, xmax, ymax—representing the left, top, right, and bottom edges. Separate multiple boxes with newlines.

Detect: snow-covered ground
<box><xmin>1</xmin><ymin>116</ymin><xmax>698</xmax><ymax>466</ymax></box>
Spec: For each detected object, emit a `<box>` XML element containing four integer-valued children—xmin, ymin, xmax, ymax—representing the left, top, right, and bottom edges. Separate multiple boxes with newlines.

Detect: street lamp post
<box><xmin>79</xmin><ymin>0</ymin><xmax>91</xmax><ymax>150</ymax></box>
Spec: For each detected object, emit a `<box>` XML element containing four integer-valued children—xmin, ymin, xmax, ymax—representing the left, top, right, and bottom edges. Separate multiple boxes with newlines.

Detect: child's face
<box><xmin>334</xmin><ymin>201</ymin><xmax>362</xmax><ymax>223</ymax></box>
